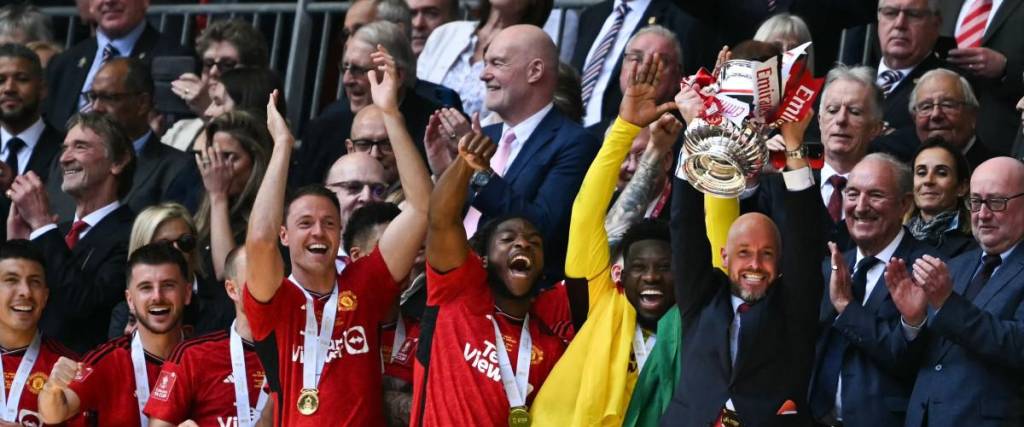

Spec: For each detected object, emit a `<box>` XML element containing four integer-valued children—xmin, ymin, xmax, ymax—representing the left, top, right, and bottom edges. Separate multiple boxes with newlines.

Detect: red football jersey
<box><xmin>380</xmin><ymin>316</ymin><xmax>420</xmax><ymax>384</ymax></box>
<box><xmin>1</xmin><ymin>337</ymin><xmax>82</xmax><ymax>426</ymax></box>
<box><xmin>70</xmin><ymin>335</ymin><xmax>163</xmax><ymax>426</ymax></box>
<box><xmin>410</xmin><ymin>251</ymin><xmax>566</xmax><ymax>427</ymax></box>
<box><xmin>243</xmin><ymin>248</ymin><xmax>399</xmax><ymax>427</ymax></box>
<box><xmin>532</xmin><ymin>280</ymin><xmax>575</xmax><ymax>341</ymax></box>
<box><xmin>143</xmin><ymin>331</ymin><xmax>267</xmax><ymax>426</ymax></box>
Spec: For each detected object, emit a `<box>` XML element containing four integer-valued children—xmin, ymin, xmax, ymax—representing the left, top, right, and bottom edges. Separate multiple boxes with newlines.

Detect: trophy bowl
<box><xmin>682</xmin><ymin>118</ymin><xmax>768</xmax><ymax>198</ymax></box>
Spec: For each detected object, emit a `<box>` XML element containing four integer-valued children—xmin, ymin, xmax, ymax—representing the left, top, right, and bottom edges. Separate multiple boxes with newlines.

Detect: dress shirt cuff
<box><xmin>781</xmin><ymin>167</ymin><xmax>815</xmax><ymax>191</ymax></box>
<box><xmin>738</xmin><ymin>183</ymin><xmax>760</xmax><ymax>200</ymax></box>
<box><xmin>29</xmin><ymin>224</ymin><xmax>57</xmax><ymax>241</ymax></box>
<box><xmin>900</xmin><ymin>316</ymin><xmax>925</xmax><ymax>341</ymax></box>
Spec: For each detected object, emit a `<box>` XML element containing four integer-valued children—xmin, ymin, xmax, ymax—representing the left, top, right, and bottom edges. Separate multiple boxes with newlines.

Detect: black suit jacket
<box><xmin>663</xmin><ymin>174</ymin><xmax>826</xmax><ymax>427</ymax></box>
<box><xmin>743</xmin><ymin>171</ymin><xmax>853</xmax><ymax>252</ymax></box>
<box><xmin>34</xmin><ymin>205</ymin><xmax>134</xmax><ymax>353</ymax></box>
<box><xmin>871</xmin><ymin>127</ymin><xmax>996</xmax><ymax>168</ymax></box>
<box><xmin>881</xmin><ymin>53</ymin><xmax>952</xmax><ymax>133</ymax></box>
<box><xmin>43</xmin><ymin>24</ymin><xmax>192</xmax><ymax>130</ymax></box>
<box><xmin>0</xmin><ymin>123</ymin><xmax>62</xmax><ymax>241</ymax></box>
<box><xmin>808</xmin><ymin>232</ymin><xmax>937</xmax><ymax>427</ymax></box>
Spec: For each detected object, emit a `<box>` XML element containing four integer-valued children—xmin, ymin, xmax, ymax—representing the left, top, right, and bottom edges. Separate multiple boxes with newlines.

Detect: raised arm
<box><xmin>244</xmin><ymin>91</ymin><xmax>290</xmax><ymax>302</ymax></box>
<box><xmin>196</xmin><ymin>142</ymin><xmax>236</xmax><ymax>280</ymax></box>
<box><xmin>369</xmin><ymin>46</ymin><xmax>434</xmax><ymax>283</ymax></box>
<box><xmin>38</xmin><ymin>357</ymin><xmax>82</xmax><ymax>424</ymax></box>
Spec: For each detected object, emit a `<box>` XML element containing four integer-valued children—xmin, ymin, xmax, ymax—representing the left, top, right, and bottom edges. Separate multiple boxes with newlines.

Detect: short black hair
<box><xmin>220</xmin><ymin>67</ymin><xmax>285</xmax><ymax>115</ymax></box>
<box><xmin>469</xmin><ymin>214</ymin><xmax>540</xmax><ymax>255</ymax></box>
<box><xmin>106</xmin><ymin>57</ymin><xmax>154</xmax><ymax>97</ymax></box>
<box><xmin>620</xmin><ymin>219</ymin><xmax>670</xmax><ymax>261</ymax></box>
<box><xmin>915</xmin><ymin>136</ymin><xmax>972</xmax><ymax>185</ymax></box>
<box><xmin>127</xmin><ymin>242</ymin><xmax>189</xmax><ymax>288</ymax></box>
<box><xmin>0</xmin><ymin>239</ymin><xmax>46</xmax><ymax>275</ymax></box>
<box><xmin>0</xmin><ymin>42</ymin><xmax>42</xmax><ymax>77</ymax></box>
<box><xmin>285</xmin><ymin>184</ymin><xmax>342</xmax><ymax>220</ymax></box>
<box><xmin>343</xmin><ymin>202</ymin><xmax>400</xmax><ymax>253</ymax></box>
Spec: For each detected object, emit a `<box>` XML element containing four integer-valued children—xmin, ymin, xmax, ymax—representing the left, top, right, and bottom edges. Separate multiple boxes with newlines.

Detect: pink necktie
<box><xmin>463</xmin><ymin>131</ymin><xmax>516</xmax><ymax>237</ymax></box>
<box><xmin>956</xmin><ymin>0</ymin><xmax>993</xmax><ymax>48</ymax></box>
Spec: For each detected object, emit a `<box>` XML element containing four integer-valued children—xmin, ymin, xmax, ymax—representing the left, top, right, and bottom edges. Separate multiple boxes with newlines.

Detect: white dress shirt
<box><xmin>0</xmin><ymin>119</ymin><xmax>45</xmax><ymax>174</ymax></box>
<box><xmin>29</xmin><ymin>201</ymin><xmax>122</xmax><ymax>241</ymax></box>
<box><xmin>819</xmin><ymin>162</ymin><xmax>848</xmax><ymax>218</ymax></box>
<box><xmin>581</xmin><ymin>0</ymin><xmax>652</xmax><ymax>126</ymax></box>
<box><xmin>80</xmin><ymin>22</ymin><xmax>147</xmax><ymax>109</ymax></box>
<box><xmin>497</xmin><ymin>103</ymin><xmax>554</xmax><ymax>174</ymax></box>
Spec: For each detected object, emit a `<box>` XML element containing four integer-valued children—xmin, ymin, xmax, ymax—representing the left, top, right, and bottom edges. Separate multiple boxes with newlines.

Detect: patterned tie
<box><xmin>826</xmin><ymin>175</ymin><xmax>847</xmax><ymax>223</ymax></box>
<box><xmin>101</xmin><ymin>43</ymin><xmax>120</xmax><ymax>63</ymax></box>
<box><xmin>767</xmin><ymin>0</ymin><xmax>778</xmax><ymax>13</ymax></box>
<box><xmin>581</xmin><ymin>0</ymin><xmax>631</xmax><ymax>107</ymax></box>
<box><xmin>463</xmin><ymin>131</ymin><xmax>517</xmax><ymax>237</ymax></box>
<box><xmin>877</xmin><ymin>69</ymin><xmax>904</xmax><ymax>96</ymax></box>
<box><xmin>4</xmin><ymin>137</ymin><xmax>23</xmax><ymax>176</ymax></box>
<box><xmin>956</xmin><ymin>0</ymin><xmax>993</xmax><ymax>48</ymax></box>
<box><xmin>964</xmin><ymin>253</ymin><xmax>1002</xmax><ymax>301</ymax></box>
<box><xmin>64</xmin><ymin>220</ymin><xmax>90</xmax><ymax>250</ymax></box>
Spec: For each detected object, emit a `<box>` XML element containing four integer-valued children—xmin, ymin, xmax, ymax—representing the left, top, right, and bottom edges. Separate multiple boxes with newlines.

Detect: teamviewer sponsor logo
<box><xmin>291</xmin><ymin>326</ymin><xmax>371</xmax><ymax>363</ymax></box>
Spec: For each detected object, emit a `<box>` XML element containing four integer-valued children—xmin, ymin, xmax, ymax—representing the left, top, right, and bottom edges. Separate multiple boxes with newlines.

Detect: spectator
<box><xmin>38</xmin><ymin>243</ymin><xmax>191</xmax><ymax>426</ymax></box>
<box><xmin>462</xmin><ymin>25</ymin><xmax>600</xmax><ymax>285</ymax></box>
<box><xmin>808</xmin><ymin>153</ymin><xmax>937</xmax><ymax>427</ymax></box>
<box><xmin>0</xmin><ymin>4</ymin><xmax>54</xmax><ymax>45</ymax></box>
<box><xmin>0</xmin><ymin>240</ymin><xmax>82</xmax><ymax>425</ymax></box>
<box><xmin>294</xmin><ymin>21</ymin><xmax>458</xmax><ymax>188</ymax></box>
<box><xmin>911</xmin><ymin>68</ymin><xmax>995</xmax><ymax>166</ymax></box>
<box><xmin>940</xmin><ymin>0</ymin><xmax>1024</xmax><ymax>155</ymax></box>
<box><xmin>377</xmin><ymin>0</ymin><xmax>413</xmax><ymax>37</ymax></box>
<box><xmin>572</xmin><ymin>0</ymin><xmax>699</xmax><ymax>129</ymax></box>
<box><xmin>25</xmin><ymin>40</ymin><xmax>61</xmax><ymax>68</ymax></box>
<box><xmin>344</xmin><ymin>0</ymin><xmax>380</xmax><ymax>39</ymax></box>
<box><xmin>43</xmin><ymin>0</ymin><xmax>192</xmax><ymax>132</ymax></box>
<box><xmin>408</xmin><ymin>0</ymin><xmax>458</xmax><ymax>57</ymax></box>
<box><xmin>202</xmin><ymin>67</ymin><xmax>284</xmax><ymax>123</ymax></box>
<box><xmin>346</xmin><ymin>106</ymin><xmax>401</xmax><ymax>188</ymax></box>
<box><xmin>45</xmin><ymin>58</ymin><xmax>192</xmax><ymax>221</ymax></box>
<box><xmin>0</xmin><ymin>44</ymin><xmax>62</xmax><ymax>241</ymax></box>
<box><xmin>906</xmin><ymin>138</ymin><xmax>975</xmax><ymax>258</ymax></box>
<box><xmin>7</xmin><ymin>111</ymin><xmax>135</xmax><ymax>354</ymax></box>
<box><xmin>752</xmin><ymin>12</ymin><xmax>813</xmax><ymax>72</ymax></box>
<box><xmin>553</xmin><ymin>62</ymin><xmax>584</xmax><ymax>124</ymax></box>
<box><xmin>1015</xmin><ymin>94</ymin><xmax>1024</xmax><ymax>160</ymax></box>
<box><xmin>416</xmin><ymin>0</ymin><xmax>552</xmax><ymax>120</ymax></box>
<box><xmin>163</xmin><ymin>19</ymin><xmax>268</xmax><ymax>152</ymax></box>
<box><xmin>888</xmin><ymin>157</ymin><xmax>1024</xmax><ymax>426</ymax></box>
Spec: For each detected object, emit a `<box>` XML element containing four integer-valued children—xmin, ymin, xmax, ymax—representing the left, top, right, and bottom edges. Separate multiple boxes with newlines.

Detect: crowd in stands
<box><xmin>0</xmin><ymin>0</ymin><xmax>1023</xmax><ymax>426</ymax></box>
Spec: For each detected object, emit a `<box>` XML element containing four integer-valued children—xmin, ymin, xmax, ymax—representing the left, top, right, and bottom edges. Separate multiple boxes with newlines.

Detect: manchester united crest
<box><xmin>28</xmin><ymin>372</ymin><xmax>47</xmax><ymax>394</ymax></box>
<box><xmin>338</xmin><ymin>290</ymin><xmax>358</xmax><ymax>311</ymax></box>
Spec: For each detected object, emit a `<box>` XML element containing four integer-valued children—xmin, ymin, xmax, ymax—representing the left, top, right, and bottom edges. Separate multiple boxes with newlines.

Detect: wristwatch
<box><xmin>470</xmin><ymin>169</ymin><xmax>494</xmax><ymax>192</ymax></box>
<box><xmin>785</xmin><ymin>145</ymin><xmax>806</xmax><ymax>159</ymax></box>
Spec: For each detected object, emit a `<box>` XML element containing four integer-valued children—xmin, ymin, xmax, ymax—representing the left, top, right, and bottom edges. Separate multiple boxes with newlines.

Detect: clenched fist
<box><xmin>44</xmin><ymin>357</ymin><xmax>81</xmax><ymax>394</ymax></box>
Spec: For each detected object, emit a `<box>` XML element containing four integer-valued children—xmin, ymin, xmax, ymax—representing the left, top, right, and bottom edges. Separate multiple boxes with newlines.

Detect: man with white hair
<box><xmin>908</xmin><ymin>68</ymin><xmax>995</xmax><ymax>166</ymax></box>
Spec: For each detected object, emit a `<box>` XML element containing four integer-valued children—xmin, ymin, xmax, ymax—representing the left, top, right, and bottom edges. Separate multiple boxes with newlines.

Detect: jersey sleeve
<box><xmin>347</xmin><ymin>247</ymin><xmax>401</xmax><ymax>318</ymax></box>
<box><xmin>143</xmin><ymin>359</ymin><xmax>191</xmax><ymax>423</ymax></box>
<box><xmin>426</xmin><ymin>250</ymin><xmax>487</xmax><ymax>306</ymax></box>
<box><xmin>244</xmin><ymin>278</ymin><xmax>302</xmax><ymax>340</ymax></box>
<box><xmin>68</xmin><ymin>352</ymin><xmax>114</xmax><ymax>412</ymax></box>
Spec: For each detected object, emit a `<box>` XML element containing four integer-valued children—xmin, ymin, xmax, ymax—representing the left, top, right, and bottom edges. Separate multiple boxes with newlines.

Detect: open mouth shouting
<box><xmin>507</xmin><ymin>253</ymin><xmax>533</xmax><ymax>279</ymax></box>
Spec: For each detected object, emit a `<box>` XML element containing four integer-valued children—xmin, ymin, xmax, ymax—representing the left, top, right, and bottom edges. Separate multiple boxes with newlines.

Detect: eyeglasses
<box><xmin>967</xmin><ymin>193</ymin><xmax>1024</xmax><ymax>212</ymax></box>
<box><xmin>350</xmin><ymin>138</ymin><xmax>393</xmax><ymax>154</ymax></box>
<box><xmin>81</xmin><ymin>91</ymin><xmax>140</xmax><ymax>105</ymax></box>
<box><xmin>913</xmin><ymin>100</ymin><xmax>968</xmax><ymax>115</ymax></box>
<box><xmin>326</xmin><ymin>180</ymin><xmax>388</xmax><ymax>198</ymax></box>
<box><xmin>156</xmin><ymin>234</ymin><xmax>197</xmax><ymax>252</ymax></box>
<box><xmin>878</xmin><ymin>6</ymin><xmax>936</xmax><ymax>22</ymax></box>
<box><xmin>340</xmin><ymin>62</ymin><xmax>372</xmax><ymax>77</ymax></box>
<box><xmin>202</xmin><ymin>58</ymin><xmax>239</xmax><ymax>72</ymax></box>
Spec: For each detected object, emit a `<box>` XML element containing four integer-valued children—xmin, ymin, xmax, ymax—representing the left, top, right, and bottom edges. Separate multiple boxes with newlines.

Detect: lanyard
<box><xmin>290</xmin><ymin>275</ymin><xmax>339</xmax><ymax>390</ymax></box>
<box><xmin>390</xmin><ymin>313</ymin><xmax>406</xmax><ymax>361</ymax></box>
<box><xmin>0</xmin><ymin>333</ymin><xmax>40</xmax><ymax>422</ymax></box>
<box><xmin>488</xmin><ymin>314</ymin><xmax>532</xmax><ymax>408</ymax></box>
<box><xmin>230</xmin><ymin>322</ymin><xmax>269</xmax><ymax>427</ymax></box>
<box><xmin>130</xmin><ymin>332</ymin><xmax>151</xmax><ymax>427</ymax></box>
<box><xmin>632</xmin><ymin>326</ymin><xmax>657</xmax><ymax>372</ymax></box>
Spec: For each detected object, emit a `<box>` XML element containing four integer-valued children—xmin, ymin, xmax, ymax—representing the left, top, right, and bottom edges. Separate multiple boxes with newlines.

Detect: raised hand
<box><xmin>711</xmin><ymin>45</ymin><xmax>732</xmax><ymax>77</ymax></box>
<box><xmin>674</xmin><ymin>82</ymin><xmax>705</xmax><ymax>125</ymax></box>
<box><xmin>171</xmin><ymin>72</ymin><xmax>210</xmax><ymax>115</ymax></box>
<box><xmin>779</xmin><ymin>110</ymin><xmax>814</xmax><ymax>151</ymax></box>
<box><xmin>368</xmin><ymin>44</ymin><xmax>401</xmax><ymax>113</ymax></box>
<box><xmin>7</xmin><ymin>172</ymin><xmax>55</xmax><ymax>230</ymax></box>
<box><xmin>827</xmin><ymin>241</ymin><xmax>854</xmax><ymax>313</ymax></box>
<box><xmin>438</xmin><ymin>108</ymin><xmax>472</xmax><ymax>145</ymax></box>
<box><xmin>266</xmin><ymin>90</ymin><xmax>293</xmax><ymax>148</ymax></box>
<box><xmin>7</xmin><ymin>203</ymin><xmax>29</xmax><ymax>240</ymax></box>
<box><xmin>619</xmin><ymin>53</ymin><xmax>676</xmax><ymax>127</ymax></box>
<box><xmin>457</xmin><ymin>127</ymin><xmax>495</xmax><ymax>172</ymax></box>
<box><xmin>912</xmin><ymin>255</ymin><xmax>955</xmax><ymax>310</ymax></box>
<box><xmin>884</xmin><ymin>257</ymin><xmax>928</xmax><ymax>326</ymax></box>
<box><xmin>196</xmin><ymin>143</ymin><xmax>234</xmax><ymax>198</ymax></box>
<box><xmin>648</xmin><ymin>113</ymin><xmax>683</xmax><ymax>154</ymax></box>
<box><xmin>43</xmin><ymin>357</ymin><xmax>80</xmax><ymax>395</ymax></box>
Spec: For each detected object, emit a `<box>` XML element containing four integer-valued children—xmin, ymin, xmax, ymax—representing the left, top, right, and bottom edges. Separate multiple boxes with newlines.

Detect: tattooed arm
<box><xmin>605</xmin><ymin>130</ymin><xmax>674</xmax><ymax>253</ymax></box>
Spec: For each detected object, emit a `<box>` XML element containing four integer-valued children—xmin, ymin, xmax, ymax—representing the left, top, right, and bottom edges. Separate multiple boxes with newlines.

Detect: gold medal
<box><xmin>508</xmin><ymin>406</ymin><xmax>530</xmax><ymax>427</ymax></box>
<box><xmin>297</xmin><ymin>388</ymin><xmax>319</xmax><ymax>415</ymax></box>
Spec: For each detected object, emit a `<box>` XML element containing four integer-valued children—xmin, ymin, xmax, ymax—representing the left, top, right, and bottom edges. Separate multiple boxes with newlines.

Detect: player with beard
<box><xmin>410</xmin><ymin>123</ymin><xmax>567</xmax><ymax>426</ymax></box>
<box><xmin>145</xmin><ymin>247</ymin><xmax>269</xmax><ymax>427</ymax></box>
<box><xmin>0</xmin><ymin>240</ymin><xmax>80</xmax><ymax>427</ymax></box>
<box><xmin>242</xmin><ymin>47</ymin><xmax>430</xmax><ymax>426</ymax></box>
<box><xmin>39</xmin><ymin>242</ymin><xmax>191</xmax><ymax>426</ymax></box>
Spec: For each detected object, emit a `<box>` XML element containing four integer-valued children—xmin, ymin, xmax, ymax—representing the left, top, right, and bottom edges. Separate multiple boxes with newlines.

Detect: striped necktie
<box><xmin>877</xmin><ymin>69</ymin><xmax>903</xmax><ymax>95</ymax></box>
<box><xmin>581</xmin><ymin>1</ymin><xmax>631</xmax><ymax>107</ymax></box>
<box><xmin>101</xmin><ymin>43</ymin><xmax>120</xmax><ymax>63</ymax></box>
<box><xmin>956</xmin><ymin>0</ymin><xmax>993</xmax><ymax>48</ymax></box>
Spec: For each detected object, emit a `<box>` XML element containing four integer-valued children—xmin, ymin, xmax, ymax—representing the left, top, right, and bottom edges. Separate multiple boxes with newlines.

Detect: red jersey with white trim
<box><xmin>532</xmin><ymin>280</ymin><xmax>575</xmax><ymax>341</ymax></box>
<box><xmin>69</xmin><ymin>335</ymin><xmax>163</xmax><ymax>426</ymax></box>
<box><xmin>410</xmin><ymin>251</ymin><xmax>566</xmax><ymax>427</ymax></box>
<box><xmin>380</xmin><ymin>317</ymin><xmax>420</xmax><ymax>383</ymax></box>
<box><xmin>143</xmin><ymin>330</ymin><xmax>267</xmax><ymax>426</ymax></box>
<box><xmin>1</xmin><ymin>336</ymin><xmax>82</xmax><ymax>426</ymax></box>
<box><xmin>243</xmin><ymin>247</ymin><xmax>399</xmax><ymax>426</ymax></box>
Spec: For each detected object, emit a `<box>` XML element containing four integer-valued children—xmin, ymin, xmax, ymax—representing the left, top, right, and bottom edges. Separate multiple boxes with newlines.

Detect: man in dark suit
<box><xmin>572</xmin><ymin>0</ymin><xmax>706</xmax><ymax>130</ymax></box>
<box><xmin>808</xmin><ymin>154</ymin><xmax>936</xmax><ymax>427</ymax></box>
<box><xmin>887</xmin><ymin>157</ymin><xmax>1024</xmax><ymax>426</ymax></box>
<box><xmin>663</xmin><ymin>113</ymin><xmax>826</xmax><ymax>426</ymax></box>
<box><xmin>939</xmin><ymin>0</ymin><xmax>1024</xmax><ymax>155</ymax></box>
<box><xmin>0</xmin><ymin>44</ymin><xmax>61</xmax><ymax>241</ymax></box>
<box><xmin>465</xmin><ymin>25</ymin><xmax>600</xmax><ymax>285</ymax></box>
<box><xmin>42</xmin><ymin>0</ymin><xmax>191</xmax><ymax>131</ymax></box>
<box><xmin>45</xmin><ymin>58</ymin><xmax>191</xmax><ymax>221</ymax></box>
<box><xmin>7</xmin><ymin>111</ymin><xmax>135</xmax><ymax>353</ymax></box>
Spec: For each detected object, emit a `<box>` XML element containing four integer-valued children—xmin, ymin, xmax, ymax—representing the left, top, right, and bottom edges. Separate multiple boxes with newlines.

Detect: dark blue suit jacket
<box><xmin>809</xmin><ymin>232</ymin><xmax>937</xmax><ymax>427</ymax></box>
<box><xmin>475</xmin><ymin>108</ymin><xmax>600</xmax><ymax>285</ymax></box>
<box><xmin>905</xmin><ymin>244</ymin><xmax>1024</xmax><ymax>427</ymax></box>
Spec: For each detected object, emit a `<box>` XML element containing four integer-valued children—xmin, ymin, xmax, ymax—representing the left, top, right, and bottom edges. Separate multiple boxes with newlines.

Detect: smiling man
<box><xmin>39</xmin><ymin>243</ymin><xmax>191</xmax><ymax>426</ymax></box>
<box><xmin>908</xmin><ymin>68</ymin><xmax>996</xmax><ymax>168</ymax></box>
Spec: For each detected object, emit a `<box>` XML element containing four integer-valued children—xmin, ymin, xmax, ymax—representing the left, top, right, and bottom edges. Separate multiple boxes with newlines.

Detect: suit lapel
<box><xmin>713</xmin><ymin>289</ymin><xmax>734</xmax><ymax>381</ymax></box>
<box><xmin>26</xmin><ymin>125</ymin><xmax>61</xmax><ymax>178</ymax></box>
<box><xmin>131</xmin><ymin>134</ymin><xmax>161</xmax><ymax>195</ymax></box>
<box><xmin>972</xmin><ymin>247</ymin><xmax>1024</xmax><ymax>309</ymax></box>
<box><xmin>502</xmin><ymin>110</ymin><xmax>561</xmax><ymax>183</ymax></box>
<box><xmin>130</xmin><ymin>25</ymin><xmax>159</xmax><ymax>61</ymax></box>
<box><xmin>983</xmin><ymin>0</ymin><xmax>1023</xmax><ymax>45</ymax></box>
<box><xmin>952</xmin><ymin>248</ymin><xmax>983</xmax><ymax>296</ymax></box>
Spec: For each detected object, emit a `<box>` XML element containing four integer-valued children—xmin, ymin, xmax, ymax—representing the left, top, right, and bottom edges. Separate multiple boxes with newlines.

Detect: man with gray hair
<box><xmin>808</xmin><ymin>152</ymin><xmax>939</xmax><ymax>427</ymax></box>
<box><xmin>0</xmin><ymin>4</ymin><xmax>53</xmax><ymax>45</ymax></box>
<box><xmin>908</xmin><ymin>68</ymin><xmax>995</xmax><ymax>167</ymax></box>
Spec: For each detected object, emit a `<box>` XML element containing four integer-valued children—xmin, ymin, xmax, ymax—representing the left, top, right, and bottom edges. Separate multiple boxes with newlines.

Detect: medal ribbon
<box><xmin>0</xmin><ymin>333</ymin><xmax>40</xmax><ymax>422</ymax></box>
<box><xmin>230</xmin><ymin>322</ymin><xmax>269</xmax><ymax>427</ymax></box>
<box><xmin>632</xmin><ymin>326</ymin><xmax>657</xmax><ymax>372</ymax></box>
<box><xmin>290</xmin><ymin>276</ymin><xmax>339</xmax><ymax>391</ymax></box>
<box><xmin>488</xmin><ymin>314</ymin><xmax>532</xmax><ymax>409</ymax></box>
<box><xmin>390</xmin><ymin>313</ymin><xmax>406</xmax><ymax>362</ymax></box>
<box><xmin>130</xmin><ymin>331</ymin><xmax>151</xmax><ymax>427</ymax></box>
